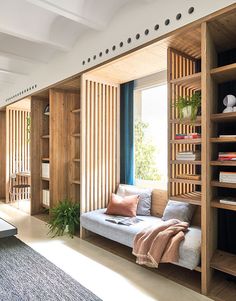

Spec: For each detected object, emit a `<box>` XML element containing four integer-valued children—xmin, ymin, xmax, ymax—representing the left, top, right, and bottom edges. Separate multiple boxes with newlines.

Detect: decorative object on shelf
<box><xmin>42</xmin><ymin>189</ymin><xmax>50</xmax><ymax>207</ymax></box>
<box><xmin>48</xmin><ymin>200</ymin><xmax>80</xmax><ymax>238</ymax></box>
<box><xmin>222</xmin><ymin>94</ymin><xmax>236</xmax><ymax>113</ymax></box>
<box><xmin>44</xmin><ymin>104</ymin><xmax>50</xmax><ymax>115</ymax></box>
<box><xmin>174</xmin><ymin>91</ymin><xmax>201</xmax><ymax>121</ymax></box>
<box><xmin>42</xmin><ymin>163</ymin><xmax>50</xmax><ymax>179</ymax></box>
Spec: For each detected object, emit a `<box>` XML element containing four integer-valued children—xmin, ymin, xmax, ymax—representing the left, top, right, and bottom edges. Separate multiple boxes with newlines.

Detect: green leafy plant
<box><xmin>174</xmin><ymin>91</ymin><xmax>201</xmax><ymax>121</ymax></box>
<box><xmin>48</xmin><ymin>200</ymin><xmax>80</xmax><ymax>238</ymax></box>
<box><xmin>135</xmin><ymin>120</ymin><xmax>161</xmax><ymax>181</ymax></box>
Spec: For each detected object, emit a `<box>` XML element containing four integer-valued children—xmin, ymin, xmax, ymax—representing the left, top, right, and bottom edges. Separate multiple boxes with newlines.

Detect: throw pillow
<box><xmin>106</xmin><ymin>193</ymin><xmax>139</xmax><ymax>217</ymax></box>
<box><xmin>117</xmin><ymin>184</ymin><xmax>152</xmax><ymax>216</ymax></box>
<box><xmin>162</xmin><ymin>200</ymin><xmax>196</xmax><ymax>223</ymax></box>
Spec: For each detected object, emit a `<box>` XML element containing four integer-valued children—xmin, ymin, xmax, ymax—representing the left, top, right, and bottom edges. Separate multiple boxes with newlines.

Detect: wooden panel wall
<box><xmin>80</xmin><ymin>75</ymin><xmax>120</xmax><ymax>214</ymax></box>
<box><xmin>6</xmin><ymin>107</ymin><xmax>30</xmax><ymax>202</ymax></box>
<box><xmin>0</xmin><ymin>111</ymin><xmax>6</xmax><ymax>199</ymax></box>
<box><xmin>168</xmin><ymin>48</ymin><xmax>200</xmax><ymax>198</ymax></box>
<box><xmin>31</xmin><ymin>97</ymin><xmax>49</xmax><ymax>214</ymax></box>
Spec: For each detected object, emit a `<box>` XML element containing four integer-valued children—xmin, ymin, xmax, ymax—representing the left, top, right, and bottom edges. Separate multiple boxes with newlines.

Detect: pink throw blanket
<box><xmin>132</xmin><ymin>219</ymin><xmax>189</xmax><ymax>267</ymax></box>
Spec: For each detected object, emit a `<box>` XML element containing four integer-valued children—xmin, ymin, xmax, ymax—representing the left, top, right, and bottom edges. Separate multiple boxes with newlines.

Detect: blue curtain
<box><xmin>120</xmin><ymin>81</ymin><xmax>134</xmax><ymax>185</ymax></box>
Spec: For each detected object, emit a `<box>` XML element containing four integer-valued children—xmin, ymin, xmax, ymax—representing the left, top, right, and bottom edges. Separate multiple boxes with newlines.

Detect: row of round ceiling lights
<box><xmin>82</xmin><ymin>6</ymin><xmax>195</xmax><ymax>66</ymax></box>
<box><xmin>5</xmin><ymin>84</ymin><xmax>37</xmax><ymax>103</ymax></box>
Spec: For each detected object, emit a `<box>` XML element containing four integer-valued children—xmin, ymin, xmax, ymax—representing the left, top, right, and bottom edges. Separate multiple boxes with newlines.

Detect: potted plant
<box><xmin>48</xmin><ymin>200</ymin><xmax>80</xmax><ymax>238</ymax></box>
<box><xmin>174</xmin><ymin>92</ymin><xmax>201</xmax><ymax>121</ymax></box>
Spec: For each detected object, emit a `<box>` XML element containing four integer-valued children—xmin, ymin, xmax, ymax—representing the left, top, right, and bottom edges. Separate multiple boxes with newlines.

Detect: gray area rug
<box><xmin>0</xmin><ymin>236</ymin><xmax>102</xmax><ymax>301</ymax></box>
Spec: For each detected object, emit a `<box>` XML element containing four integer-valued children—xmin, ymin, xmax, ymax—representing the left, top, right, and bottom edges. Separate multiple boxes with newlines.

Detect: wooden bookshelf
<box><xmin>170</xmin><ymin>116</ymin><xmax>201</xmax><ymax>125</ymax></box>
<box><xmin>170</xmin><ymin>139</ymin><xmax>201</xmax><ymax>144</ymax></box>
<box><xmin>211</xmin><ymin>63</ymin><xmax>236</xmax><ymax>83</ymax></box>
<box><xmin>211</xmin><ymin>250</ymin><xmax>236</xmax><ymax>277</ymax></box>
<box><xmin>211</xmin><ymin>112</ymin><xmax>236</xmax><ymax>122</ymax></box>
<box><xmin>211</xmin><ymin>181</ymin><xmax>236</xmax><ymax>189</ymax></box>
<box><xmin>71</xmin><ymin>108</ymin><xmax>81</xmax><ymax>113</ymax></box>
<box><xmin>42</xmin><ymin>158</ymin><xmax>50</xmax><ymax>161</ymax></box>
<box><xmin>210</xmin><ymin>137</ymin><xmax>236</xmax><ymax>143</ymax></box>
<box><xmin>211</xmin><ymin>161</ymin><xmax>236</xmax><ymax>166</ymax></box>
<box><xmin>170</xmin><ymin>178</ymin><xmax>201</xmax><ymax>185</ymax></box>
<box><xmin>170</xmin><ymin>160</ymin><xmax>202</xmax><ymax>165</ymax></box>
<box><xmin>170</xmin><ymin>72</ymin><xmax>201</xmax><ymax>89</ymax></box>
<box><xmin>170</xmin><ymin>191</ymin><xmax>201</xmax><ymax>206</ymax></box>
<box><xmin>41</xmin><ymin>135</ymin><xmax>50</xmax><ymax>139</ymax></box>
<box><xmin>211</xmin><ymin>200</ymin><xmax>236</xmax><ymax>211</ymax></box>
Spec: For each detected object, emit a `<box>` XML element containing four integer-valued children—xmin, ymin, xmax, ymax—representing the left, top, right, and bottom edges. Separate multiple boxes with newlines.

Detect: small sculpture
<box><xmin>223</xmin><ymin>95</ymin><xmax>236</xmax><ymax>113</ymax></box>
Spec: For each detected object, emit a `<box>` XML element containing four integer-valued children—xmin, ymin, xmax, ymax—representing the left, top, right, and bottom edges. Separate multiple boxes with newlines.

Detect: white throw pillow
<box><xmin>117</xmin><ymin>184</ymin><xmax>152</xmax><ymax>216</ymax></box>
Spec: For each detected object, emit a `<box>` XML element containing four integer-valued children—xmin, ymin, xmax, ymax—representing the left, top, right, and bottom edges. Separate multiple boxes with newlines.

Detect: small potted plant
<box><xmin>48</xmin><ymin>199</ymin><xmax>80</xmax><ymax>238</ymax></box>
<box><xmin>174</xmin><ymin>92</ymin><xmax>201</xmax><ymax>121</ymax></box>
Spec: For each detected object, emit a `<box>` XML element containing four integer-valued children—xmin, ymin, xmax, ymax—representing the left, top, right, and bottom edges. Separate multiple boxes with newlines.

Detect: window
<box><xmin>134</xmin><ymin>83</ymin><xmax>167</xmax><ymax>190</ymax></box>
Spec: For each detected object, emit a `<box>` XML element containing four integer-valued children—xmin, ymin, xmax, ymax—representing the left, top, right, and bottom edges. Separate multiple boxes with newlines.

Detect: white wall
<box><xmin>0</xmin><ymin>0</ymin><xmax>235</xmax><ymax>108</ymax></box>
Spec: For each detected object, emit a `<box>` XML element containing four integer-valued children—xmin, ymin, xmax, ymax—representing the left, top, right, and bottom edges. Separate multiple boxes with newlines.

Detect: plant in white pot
<box><xmin>48</xmin><ymin>200</ymin><xmax>80</xmax><ymax>238</ymax></box>
<box><xmin>174</xmin><ymin>92</ymin><xmax>201</xmax><ymax>121</ymax></box>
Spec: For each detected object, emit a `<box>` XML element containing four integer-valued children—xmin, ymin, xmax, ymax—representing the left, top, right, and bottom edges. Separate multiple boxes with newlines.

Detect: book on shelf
<box><xmin>177</xmin><ymin>174</ymin><xmax>201</xmax><ymax>181</ymax></box>
<box><xmin>105</xmin><ymin>216</ymin><xmax>143</xmax><ymax>226</ymax></box>
<box><xmin>218</xmin><ymin>152</ymin><xmax>236</xmax><ymax>161</ymax></box>
<box><xmin>219</xmin><ymin>197</ymin><xmax>236</xmax><ymax>206</ymax></box>
<box><xmin>219</xmin><ymin>135</ymin><xmax>236</xmax><ymax>138</ymax></box>
<box><xmin>175</xmin><ymin>133</ymin><xmax>201</xmax><ymax>140</ymax></box>
<box><xmin>176</xmin><ymin>151</ymin><xmax>201</xmax><ymax>161</ymax></box>
<box><xmin>219</xmin><ymin>171</ymin><xmax>236</xmax><ymax>183</ymax></box>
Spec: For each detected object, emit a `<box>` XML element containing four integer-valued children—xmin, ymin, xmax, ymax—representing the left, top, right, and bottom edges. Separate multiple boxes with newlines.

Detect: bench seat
<box><xmin>81</xmin><ymin>209</ymin><xmax>201</xmax><ymax>270</ymax></box>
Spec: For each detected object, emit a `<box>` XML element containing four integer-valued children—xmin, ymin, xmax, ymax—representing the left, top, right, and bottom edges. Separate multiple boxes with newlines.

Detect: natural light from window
<box><xmin>134</xmin><ymin>83</ymin><xmax>167</xmax><ymax>190</ymax></box>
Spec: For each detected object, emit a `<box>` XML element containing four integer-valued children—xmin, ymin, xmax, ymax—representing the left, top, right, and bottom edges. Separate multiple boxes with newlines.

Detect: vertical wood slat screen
<box><xmin>6</xmin><ymin>107</ymin><xmax>30</xmax><ymax>202</ymax></box>
<box><xmin>81</xmin><ymin>75</ymin><xmax>120</xmax><ymax>213</ymax></box>
<box><xmin>168</xmin><ymin>48</ymin><xmax>201</xmax><ymax>198</ymax></box>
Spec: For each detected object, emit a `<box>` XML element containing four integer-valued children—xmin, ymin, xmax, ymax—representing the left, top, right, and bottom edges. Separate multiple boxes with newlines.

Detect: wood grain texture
<box><xmin>0</xmin><ymin>111</ymin><xmax>6</xmax><ymax>199</ymax></box>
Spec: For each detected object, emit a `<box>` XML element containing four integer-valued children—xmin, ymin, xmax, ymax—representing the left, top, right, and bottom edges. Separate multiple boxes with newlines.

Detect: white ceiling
<box><xmin>0</xmin><ymin>0</ymin><xmax>142</xmax><ymax>91</ymax></box>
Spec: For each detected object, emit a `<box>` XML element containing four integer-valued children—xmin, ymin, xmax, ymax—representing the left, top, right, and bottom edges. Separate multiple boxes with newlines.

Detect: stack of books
<box><xmin>219</xmin><ymin>197</ymin><xmax>236</xmax><ymax>206</ymax></box>
<box><xmin>219</xmin><ymin>171</ymin><xmax>236</xmax><ymax>183</ymax></box>
<box><xmin>176</xmin><ymin>151</ymin><xmax>201</xmax><ymax>161</ymax></box>
<box><xmin>218</xmin><ymin>152</ymin><xmax>236</xmax><ymax>161</ymax></box>
<box><xmin>175</xmin><ymin>133</ymin><xmax>201</xmax><ymax>140</ymax></box>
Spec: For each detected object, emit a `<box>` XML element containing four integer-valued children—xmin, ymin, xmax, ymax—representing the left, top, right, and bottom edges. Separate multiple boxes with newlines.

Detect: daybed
<box><xmin>81</xmin><ymin>208</ymin><xmax>201</xmax><ymax>270</ymax></box>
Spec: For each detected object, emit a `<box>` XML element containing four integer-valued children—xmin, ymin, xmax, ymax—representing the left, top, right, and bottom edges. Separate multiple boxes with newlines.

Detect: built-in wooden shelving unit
<box><xmin>211</xmin><ymin>200</ymin><xmax>236</xmax><ymax>211</ymax></box>
<box><xmin>211</xmin><ymin>250</ymin><xmax>236</xmax><ymax>276</ymax></box>
<box><xmin>211</xmin><ymin>112</ymin><xmax>236</xmax><ymax>122</ymax></box>
<box><xmin>211</xmin><ymin>161</ymin><xmax>236</xmax><ymax>166</ymax></box>
<box><xmin>171</xmin><ymin>192</ymin><xmax>201</xmax><ymax>206</ymax></box>
<box><xmin>170</xmin><ymin>116</ymin><xmax>201</xmax><ymax>125</ymax></box>
<box><xmin>170</xmin><ymin>139</ymin><xmax>202</xmax><ymax>144</ymax></box>
<box><xmin>170</xmin><ymin>160</ymin><xmax>202</xmax><ymax>165</ymax></box>
<box><xmin>211</xmin><ymin>63</ymin><xmax>236</xmax><ymax>83</ymax></box>
<box><xmin>210</xmin><ymin>137</ymin><xmax>236</xmax><ymax>143</ymax></box>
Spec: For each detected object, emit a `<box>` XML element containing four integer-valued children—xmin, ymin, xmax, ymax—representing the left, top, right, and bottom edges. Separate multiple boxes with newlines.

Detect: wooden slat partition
<box><xmin>168</xmin><ymin>48</ymin><xmax>201</xmax><ymax>203</ymax></box>
<box><xmin>80</xmin><ymin>75</ymin><xmax>120</xmax><ymax>216</ymax></box>
<box><xmin>0</xmin><ymin>111</ymin><xmax>6</xmax><ymax>199</ymax></box>
<box><xmin>6</xmin><ymin>107</ymin><xmax>30</xmax><ymax>202</ymax></box>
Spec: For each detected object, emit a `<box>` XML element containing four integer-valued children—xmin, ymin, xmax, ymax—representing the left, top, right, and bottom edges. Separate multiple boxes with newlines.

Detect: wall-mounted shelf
<box><xmin>171</xmin><ymin>160</ymin><xmax>202</xmax><ymax>165</ymax></box>
<box><xmin>211</xmin><ymin>181</ymin><xmax>236</xmax><ymax>189</ymax></box>
<box><xmin>170</xmin><ymin>191</ymin><xmax>201</xmax><ymax>206</ymax></box>
<box><xmin>170</xmin><ymin>116</ymin><xmax>201</xmax><ymax>125</ymax></box>
<box><xmin>170</xmin><ymin>178</ymin><xmax>201</xmax><ymax>185</ymax></box>
<box><xmin>73</xmin><ymin>159</ymin><xmax>80</xmax><ymax>162</ymax></box>
<box><xmin>211</xmin><ymin>63</ymin><xmax>236</xmax><ymax>83</ymax></box>
<box><xmin>71</xmin><ymin>180</ymin><xmax>80</xmax><ymax>185</ymax></box>
<box><xmin>41</xmin><ymin>177</ymin><xmax>50</xmax><ymax>182</ymax></box>
<box><xmin>42</xmin><ymin>158</ymin><xmax>50</xmax><ymax>161</ymax></box>
<box><xmin>170</xmin><ymin>72</ymin><xmax>201</xmax><ymax>89</ymax></box>
<box><xmin>42</xmin><ymin>135</ymin><xmax>50</xmax><ymax>139</ymax></box>
<box><xmin>71</xmin><ymin>108</ymin><xmax>81</xmax><ymax>113</ymax></box>
<box><xmin>211</xmin><ymin>112</ymin><xmax>236</xmax><ymax>122</ymax></box>
<box><xmin>72</xmin><ymin>133</ymin><xmax>80</xmax><ymax>137</ymax></box>
<box><xmin>210</xmin><ymin>161</ymin><xmax>236</xmax><ymax>166</ymax></box>
<box><xmin>170</xmin><ymin>139</ymin><xmax>202</xmax><ymax>144</ymax></box>
<box><xmin>211</xmin><ymin>250</ymin><xmax>236</xmax><ymax>277</ymax></box>
<box><xmin>210</xmin><ymin>137</ymin><xmax>236</xmax><ymax>143</ymax></box>
<box><xmin>211</xmin><ymin>200</ymin><xmax>236</xmax><ymax>211</ymax></box>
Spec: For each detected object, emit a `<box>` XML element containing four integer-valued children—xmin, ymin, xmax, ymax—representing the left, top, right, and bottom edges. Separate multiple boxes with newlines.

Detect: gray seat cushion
<box><xmin>81</xmin><ymin>209</ymin><xmax>201</xmax><ymax>270</ymax></box>
<box><xmin>0</xmin><ymin>218</ymin><xmax>17</xmax><ymax>238</ymax></box>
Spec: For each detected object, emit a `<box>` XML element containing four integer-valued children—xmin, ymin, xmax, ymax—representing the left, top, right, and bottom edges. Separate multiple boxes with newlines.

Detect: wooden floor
<box><xmin>85</xmin><ymin>234</ymin><xmax>202</xmax><ymax>294</ymax></box>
